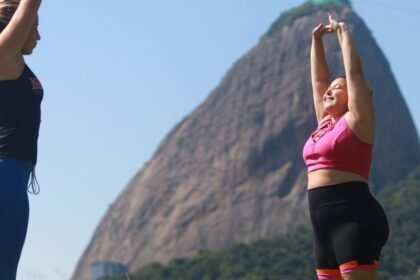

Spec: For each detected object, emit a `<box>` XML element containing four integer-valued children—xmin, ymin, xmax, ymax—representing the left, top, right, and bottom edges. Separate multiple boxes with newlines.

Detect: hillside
<box><xmin>72</xmin><ymin>0</ymin><xmax>420</xmax><ymax>278</ymax></box>
<box><xmin>106</xmin><ymin>165</ymin><xmax>420</xmax><ymax>280</ymax></box>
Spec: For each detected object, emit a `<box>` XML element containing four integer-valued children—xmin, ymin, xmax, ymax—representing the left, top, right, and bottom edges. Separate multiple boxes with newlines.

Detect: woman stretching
<box><xmin>0</xmin><ymin>0</ymin><xmax>43</xmax><ymax>279</ymax></box>
<box><xmin>302</xmin><ymin>14</ymin><xmax>389</xmax><ymax>280</ymax></box>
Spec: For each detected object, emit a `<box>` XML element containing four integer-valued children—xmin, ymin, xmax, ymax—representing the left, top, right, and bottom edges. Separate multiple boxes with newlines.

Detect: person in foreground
<box><xmin>0</xmin><ymin>0</ymin><xmax>43</xmax><ymax>279</ymax></box>
<box><xmin>302</xmin><ymin>14</ymin><xmax>389</xmax><ymax>280</ymax></box>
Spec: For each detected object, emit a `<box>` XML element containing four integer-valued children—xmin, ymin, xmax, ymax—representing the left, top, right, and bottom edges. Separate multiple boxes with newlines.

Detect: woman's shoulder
<box><xmin>343</xmin><ymin>112</ymin><xmax>375</xmax><ymax>144</ymax></box>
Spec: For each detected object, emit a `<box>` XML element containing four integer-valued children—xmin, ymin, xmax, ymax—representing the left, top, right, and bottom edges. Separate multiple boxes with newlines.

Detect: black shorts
<box><xmin>308</xmin><ymin>181</ymin><xmax>389</xmax><ymax>279</ymax></box>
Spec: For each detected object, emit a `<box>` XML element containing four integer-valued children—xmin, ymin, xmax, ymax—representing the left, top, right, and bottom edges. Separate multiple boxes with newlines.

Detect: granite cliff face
<box><xmin>71</xmin><ymin>2</ymin><xmax>420</xmax><ymax>279</ymax></box>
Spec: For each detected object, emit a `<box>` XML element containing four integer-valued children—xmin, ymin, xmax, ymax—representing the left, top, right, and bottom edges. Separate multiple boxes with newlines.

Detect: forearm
<box><xmin>311</xmin><ymin>37</ymin><xmax>330</xmax><ymax>83</ymax></box>
<box><xmin>14</xmin><ymin>0</ymin><xmax>41</xmax><ymax>23</ymax></box>
<box><xmin>336</xmin><ymin>22</ymin><xmax>374</xmax><ymax>121</ymax></box>
<box><xmin>19</xmin><ymin>0</ymin><xmax>42</xmax><ymax>8</ymax></box>
<box><xmin>0</xmin><ymin>0</ymin><xmax>41</xmax><ymax>54</ymax></box>
<box><xmin>336</xmin><ymin>23</ymin><xmax>364</xmax><ymax>77</ymax></box>
<box><xmin>311</xmin><ymin>37</ymin><xmax>330</xmax><ymax>122</ymax></box>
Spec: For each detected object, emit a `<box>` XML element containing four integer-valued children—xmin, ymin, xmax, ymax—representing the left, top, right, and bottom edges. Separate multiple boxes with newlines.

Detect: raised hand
<box><xmin>312</xmin><ymin>23</ymin><xmax>334</xmax><ymax>40</ymax></box>
<box><xmin>327</xmin><ymin>13</ymin><xmax>340</xmax><ymax>31</ymax></box>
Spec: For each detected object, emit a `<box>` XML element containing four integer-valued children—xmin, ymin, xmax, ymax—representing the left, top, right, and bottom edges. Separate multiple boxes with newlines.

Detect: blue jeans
<box><xmin>0</xmin><ymin>157</ymin><xmax>33</xmax><ymax>280</ymax></box>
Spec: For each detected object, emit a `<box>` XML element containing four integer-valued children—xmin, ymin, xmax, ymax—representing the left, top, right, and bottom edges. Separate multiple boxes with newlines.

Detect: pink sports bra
<box><xmin>302</xmin><ymin>116</ymin><xmax>373</xmax><ymax>179</ymax></box>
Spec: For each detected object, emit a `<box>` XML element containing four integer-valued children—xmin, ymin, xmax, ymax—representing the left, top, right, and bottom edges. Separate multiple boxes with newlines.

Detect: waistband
<box><xmin>308</xmin><ymin>181</ymin><xmax>372</xmax><ymax>208</ymax></box>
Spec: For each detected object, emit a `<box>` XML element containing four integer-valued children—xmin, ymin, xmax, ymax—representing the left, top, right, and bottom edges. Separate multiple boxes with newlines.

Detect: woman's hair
<box><xmin>0</xmin><ymin>0</ymin><xmax>19</xmax><ymax>33</ymax></box>
<box><xmin>332</xmin><ymin>75</ymin><xmax>373</xmax><ymax>94</ymax></box>
<box><xmin>332</xmin><ymin>75</ymin><xmax>347</xmax><ymax>82</ymax></box>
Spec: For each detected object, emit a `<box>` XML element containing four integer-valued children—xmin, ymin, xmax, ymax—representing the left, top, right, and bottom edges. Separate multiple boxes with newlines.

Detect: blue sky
<box><xmin>18</xmin><ymin>1</ymin><xmax>420</xmax><ymax>279</ymax></box>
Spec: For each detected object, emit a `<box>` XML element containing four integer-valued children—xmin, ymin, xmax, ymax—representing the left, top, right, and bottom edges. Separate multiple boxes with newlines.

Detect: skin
<box><xmin>309</xmin><ymin>14</ymin><xmax>374</xmax><ymax>189</ymax></box>
<box><xmin>0</xmin><ymin>0</ymin><xmax>42</xmax><ymax>80</ymax></box>
<box><xmin>310</xmin><ymin>15</ymin><xmax>378</xmax><ymax>280</ymax></box>
<box><xmin>21</xmin><ymin>15</ymin><xmax>40</xmax><ymax>55</ymax></box>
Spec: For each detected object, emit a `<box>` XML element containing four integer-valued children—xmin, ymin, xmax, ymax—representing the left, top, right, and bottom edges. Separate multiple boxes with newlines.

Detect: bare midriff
<box><xmin>307</xmin><ymin>169</ymin><xmax>368</xmax><ymax>190</ymax></box>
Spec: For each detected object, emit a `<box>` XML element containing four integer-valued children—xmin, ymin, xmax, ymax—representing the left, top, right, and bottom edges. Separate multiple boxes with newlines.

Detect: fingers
<box><xmin>313</xmin><ymin>23</ymin><xmax>335</xmax><ymax>39</ymax></box>
<box><xmin>313</xmin><ymin>13</ymin><xmax>346</xmax><ymax>37</ymax></box>
<box><xmin>313</xmin><ymin>23</ymin><xmax>324</xmax><ymax>32</ymax></box>
<box><xmin>317</xmin><ymin>23</ymin><xmax>324</xmax><ymax>29</ymax></box>
<box><xmin>312</xmin><ymin>24</ymin><xmax>323</xmax><ymax>36</ymax></box>
<box><xmin>327</xmin><ymin>14</ymin><xmax>339</xmax><ymax>31</ymax></box>
<box><xmin>323</xmin><ymin>25</ymin><xmax>334</xmax><ymax>33</ymax></box>
<box><xmin>328</xmin><ymin>13</ymin><xmax>334</xmax><ymax>23</ymax></box>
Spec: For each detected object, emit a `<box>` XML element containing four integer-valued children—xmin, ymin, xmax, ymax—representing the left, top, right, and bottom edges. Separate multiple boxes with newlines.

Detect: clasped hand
<box><xmin>312</xmin><ymin>13</ymin><xmax>345</xmax><ymax>39</ymax></box>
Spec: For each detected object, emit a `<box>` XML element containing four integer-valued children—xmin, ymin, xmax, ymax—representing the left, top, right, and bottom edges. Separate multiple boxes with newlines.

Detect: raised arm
<box><xmin>311</xmin><ymin>24</ymin><xmax>333</xmax><ymax>123</ymax></box>
<box><xmin>329</xmin><ymin>14</ymin><xmax>375</xmax><ymax>142</ymax></box>
<box><xmin>0</xmin><ymin>0</ymin><xmax>41</xmax><ymax>57</ymax></box>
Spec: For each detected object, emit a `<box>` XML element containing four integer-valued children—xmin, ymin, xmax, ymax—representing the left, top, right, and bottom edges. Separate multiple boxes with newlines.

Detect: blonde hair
<box><xmin>0</xmin><ymin>0</ymin><xmax>19</xmax><ymax>32</ymax></box>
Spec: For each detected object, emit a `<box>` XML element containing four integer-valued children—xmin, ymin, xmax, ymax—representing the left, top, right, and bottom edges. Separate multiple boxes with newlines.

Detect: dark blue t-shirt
<box><xmin>0</xmin><ymin>65</ymin><xmax>43</xmax><ymax>164</ymax></box>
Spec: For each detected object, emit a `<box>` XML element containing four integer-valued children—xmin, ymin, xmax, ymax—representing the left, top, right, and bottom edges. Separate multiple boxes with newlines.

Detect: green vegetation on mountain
<box><xmin>312</xmin><ymin>0</ymin><xmax>351</xmax><ymax>7</ymax></box>
<box><xmin>263</xmin><ymin>0</ymin><xmax>351</xmax><ymax>40</ymax></box>
<box><xmin>378</xmin><ymin>165</ymin><xmax>420</xmax><ymax>280</ymax></box>
<box><xmin>103</xmin><ymin>165</ymin><xmax>420</xmax><ymax>280</ymax></box>
<box><xmin>103</xmin><ymin>229</ymin><xmax>315</xmax><ymax>280</ymax></box>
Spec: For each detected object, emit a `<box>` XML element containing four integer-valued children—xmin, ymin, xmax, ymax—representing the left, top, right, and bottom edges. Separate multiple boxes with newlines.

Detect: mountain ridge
<box><xmin>71</xmin><ymin>3</ymin><xmax>420</xmax><ymax>280</ymax></box>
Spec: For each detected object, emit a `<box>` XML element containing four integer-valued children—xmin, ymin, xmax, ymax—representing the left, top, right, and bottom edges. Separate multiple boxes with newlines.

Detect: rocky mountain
<box><xmin>71</xmin><ymin>1</ymin><xmax>420</xmax><ymax>279</ymax></box>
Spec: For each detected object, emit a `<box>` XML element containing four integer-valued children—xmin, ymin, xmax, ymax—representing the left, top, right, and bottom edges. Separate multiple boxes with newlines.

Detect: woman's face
<box><xmin>22</xmin><ymin>15</ymin><xmax>40</xmax><ymax>55</ymax></box>
<box><xmin>323</xmin><ymin>77</ymin><xmax>348</xmax><ymax>114</ymax></box>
